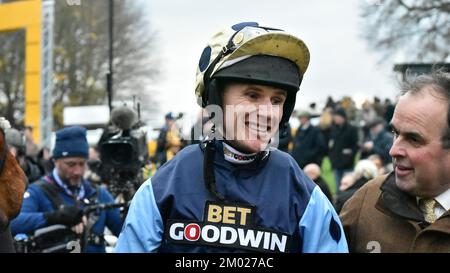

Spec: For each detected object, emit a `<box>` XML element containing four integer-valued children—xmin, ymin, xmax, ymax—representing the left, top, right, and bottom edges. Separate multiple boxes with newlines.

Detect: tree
<box><xmin>360</xmin><ymin>0</ymin><xmax>450</xmax><ymax>62</ymax></box>
<box><xmin>0</xmin><ymin>30</ymin><xmax>25</xmax><ymax>128</ymax></box>
<box><xmin>53</xmin><ymin>0</ymin><xmax>160</xmax><ymax>127</ymax></box>
<box><xmin>0</xmin><ymin>0</ymin><xmax>160</xmax><ymax>128</ymax></box>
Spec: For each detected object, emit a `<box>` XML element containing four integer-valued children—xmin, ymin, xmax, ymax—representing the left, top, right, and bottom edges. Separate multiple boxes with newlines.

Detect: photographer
<box><xmin>11</xmin><ymin>126</ymin><xmax>123</xmax><ymax>253</ymax></box>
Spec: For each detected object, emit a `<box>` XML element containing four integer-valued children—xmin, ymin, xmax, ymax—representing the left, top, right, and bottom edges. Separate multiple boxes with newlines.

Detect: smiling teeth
<box><xmin>248</xmin><ymin>124</ymin><xmax>268</xmax><ymax>132</ymax></box>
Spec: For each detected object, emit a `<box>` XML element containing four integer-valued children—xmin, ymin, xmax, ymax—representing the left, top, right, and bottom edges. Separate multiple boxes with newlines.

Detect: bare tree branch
<box><xmin>360</xmin><ymin>0</ymin><xmax>450</xmax><ymax>63</ymax></box>
<box><xmin>1</xmin><ymin>1</ymin><xmax>160</xmax><ymax>128</ymax></box>
<box><xmin>50</xmin><ymin>0</ymin><xmax>160</xmax><ymax>128</ymax></box>
<box><xmin>397</xmin><ymin>0</ymin><xmax>450</xmax><ymax>12</ymax></box>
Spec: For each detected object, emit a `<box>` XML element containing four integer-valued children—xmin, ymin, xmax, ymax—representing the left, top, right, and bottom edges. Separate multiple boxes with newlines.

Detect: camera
<box><xmin>100</xmin><ymin>130</ymin><xmax>147</xmax><ymax>173</ymax></box>
<box><xmin>98</xmin><ymin>106</ymin><xmax>148</xmax><ymax>201</ymax></box>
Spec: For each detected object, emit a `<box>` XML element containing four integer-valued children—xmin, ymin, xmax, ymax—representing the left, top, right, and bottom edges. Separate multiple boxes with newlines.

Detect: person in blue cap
<box><xmin>11</xmin><ymin>126</ymin><xmax>123</xmax><ymax>252</ymax></box>
<box><xmin>115</xmin><ymin>22</ymin><xmax>348</xmax><ymax>253</ymax></box>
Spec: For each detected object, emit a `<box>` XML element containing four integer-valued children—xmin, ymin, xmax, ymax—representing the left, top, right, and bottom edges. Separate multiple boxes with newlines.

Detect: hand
<box><xmin>71</xmin><ymin>216</ymin><xmax>87</xmax><ymax>234</ymax></box>
<box><xmin>44</xmin><ymin>205</ymin><xmax>83</xmax><ymax>227</ymax></box>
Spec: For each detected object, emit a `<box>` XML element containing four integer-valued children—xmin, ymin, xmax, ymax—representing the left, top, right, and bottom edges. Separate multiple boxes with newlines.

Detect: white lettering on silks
<box><xmin>169</xmin><ymin>222</ymin><xmax>288</xmax><ymax>252</ymax></box>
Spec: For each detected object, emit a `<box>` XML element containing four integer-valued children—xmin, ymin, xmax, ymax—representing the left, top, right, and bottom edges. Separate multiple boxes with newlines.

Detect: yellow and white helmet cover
<box><xmin>195</xmin><ymin>22</ymin><xmax>310</xmax><ymax>108</ymax></box>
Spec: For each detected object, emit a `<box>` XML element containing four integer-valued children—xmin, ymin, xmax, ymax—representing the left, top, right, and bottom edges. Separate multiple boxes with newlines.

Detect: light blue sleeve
<box><xmin>299</xmin><ymin>186</ymin><xmax>349</xmax><ymax>253</ymax></box>
<box><xmin>114</xmin><ymin>179</ymin><xmax>163</xmax><ymax>253</ymax></box>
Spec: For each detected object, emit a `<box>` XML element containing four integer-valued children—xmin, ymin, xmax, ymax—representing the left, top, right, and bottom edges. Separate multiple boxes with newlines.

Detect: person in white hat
<box><xmin>115</xmin><ymin>22</ymin><xmax>348</xmax><ymax>253</ymax></box>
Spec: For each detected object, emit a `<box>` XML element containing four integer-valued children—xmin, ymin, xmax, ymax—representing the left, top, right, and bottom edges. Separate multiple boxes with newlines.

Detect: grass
<box><xmin>320</xmin><ymin>153</ymin><xmax>361</xmax><ymax>197</ymax></box>
<box><xmin>321</xmin><ymin>157</ymin><xmax>336</xmax><ymax>196</ymax></box>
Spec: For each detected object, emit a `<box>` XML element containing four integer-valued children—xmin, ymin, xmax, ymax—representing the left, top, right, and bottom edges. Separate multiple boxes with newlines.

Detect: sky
<box><xmin>144</xmin><ymin>0</ymin><xmax>399</xmax><ymax>127</ymax></box>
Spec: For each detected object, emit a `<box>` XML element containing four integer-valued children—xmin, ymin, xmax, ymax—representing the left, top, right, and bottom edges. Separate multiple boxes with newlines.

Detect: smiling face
<box><xmin>389</xmin><ymin>86</ymin><xmax>450</xmax><ymax>198</ymax></box>
<box><xmin>222</xmin><ymin>83</ymin><xmax>287</xmax><ymax>153</ymax></box>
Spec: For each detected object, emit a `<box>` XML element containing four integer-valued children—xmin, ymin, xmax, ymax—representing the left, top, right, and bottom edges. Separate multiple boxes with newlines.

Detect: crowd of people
<box><xmin>283</xmin><ymin>94</ymin><xmax>396</xmax><ymax>212</ymax></box>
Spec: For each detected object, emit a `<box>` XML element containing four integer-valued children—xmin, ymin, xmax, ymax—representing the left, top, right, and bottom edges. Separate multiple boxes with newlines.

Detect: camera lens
<box><xmin>110</xmin><ymin>143</ymin><xmax>133</xmax><ymax>165</ymax></box>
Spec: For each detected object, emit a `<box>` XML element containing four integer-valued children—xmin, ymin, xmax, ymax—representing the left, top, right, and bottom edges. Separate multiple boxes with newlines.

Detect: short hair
<box><xmin>400</xmin><ymin>68</ymin><xmax>450</xmax><ymax>149</ymax></box>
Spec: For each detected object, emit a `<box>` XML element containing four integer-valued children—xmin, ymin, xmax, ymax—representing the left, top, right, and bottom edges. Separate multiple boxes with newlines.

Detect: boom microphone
<box><xmin>110</xmin><ymin>106</ymin><xmax>138</xmax><ymax>130</ymax></box>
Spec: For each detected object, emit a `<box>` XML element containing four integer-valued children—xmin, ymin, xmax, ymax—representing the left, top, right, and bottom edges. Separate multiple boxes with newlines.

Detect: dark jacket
<box><xmin>320</xmin><ymin>127</ymin><xmax>331</xmax><ymax>154</ymax></box>
<box><xmin>278</xmin><ymin>123</ymin><xmax>292</xmax><ymax>153</ymax></box>
<box><xmin>328</xmin><ymin>123</ymin><xmax>358</xmax><ymax>170</ymax></box>
<box><xmin>291</xmin><ymin>124</ymin><xmax>326</xmax><ymax>168</ymax></box>
<box><xmin>335</xmin><ymin>177</ymin><xmax>368</xmax><ymax>214</ymax></box>
<box><xmin>22</xmin><ymin>156</ymin><xmax>45</xmax><ymax>183</ymax></box>
<box><xmin>156</xmin><ymin>126</ymin><xmax>169</xmax><ymax>164</ymax></box>
<box><xmin>313</xmin><ymin>176</ymin><xmax>333</xmax><ymax>203</ymax></box>
<box><xmin>340</xmin><ymin>173</ymin><xmax>450</xmax><ymax>252</ymax></box>
<box><xmin>361</xmin><ymin>130</ymin><xmax>393</xmax><ymax>165</ymax></box>
<box><xmin>0</xmin><ymin>226</ymin><xmax>15</xmax><ymax>253</ymax></box>
<box><xmin>11</xmin><ymin>174</ymin><xmax>123</xmax><ymax>253</ymax></box>
<box><xmin>384</xmin><ymin>104</ymin><xmax>395</xmax><ymax>124</ymax></box>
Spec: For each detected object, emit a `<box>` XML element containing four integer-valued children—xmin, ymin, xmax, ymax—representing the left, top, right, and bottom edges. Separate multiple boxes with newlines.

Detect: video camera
<box><xmin>14</xmin><ymin>202</ymin><xmax>126</xmax><ymax>253</ymax></box>
<box><xmin>98</xmin><ymin>106</ymin><xmax>148</xmax><ymax>201</ymax></box>
<box><xmin>14</xmin><ymin>225</ymin><xmax>80</xmax><ymax>253</ymax></box>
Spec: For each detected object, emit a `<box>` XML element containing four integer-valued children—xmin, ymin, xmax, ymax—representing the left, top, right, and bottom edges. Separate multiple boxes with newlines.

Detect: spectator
<box><xmin>328</xmin><ymin>108</ymin><xmax>358</xmax><ymax>192</ymax></box>
<box><xmin>368</xmin><ymin>154</ymin><xmax>388</xmax><ymax>175</ymax></box>
<box><xmin>383</xmin><ymin>98</ymin><xmax>395</xmax><ymax>125</ymax></box>
<box><xmin>360</xmin><ymin>117</ymin><xmax>393</xmax><ymax>165</ymax></box>
<box><xmin>36</xmin><ymin>147</ymin><xmax>54</xmax><ymax>174</ymax></box>
<box><xmin>23</xmin><ymin>126</ymin><xmax>40</xmax><ymax>160</ymax></box>
<box><xmin>5</xmin><ymin>128</ymin><xmax>44</xmax><ymax>183</ymax></box>
<box><xmin>325</xmin><ymin>96</ymin><xmax>336</xmax><ymax>110</ymax></box>
<box><xmin>156</xmin><ymin>112</ymin><xmax>182</xmax><ymax>165</ymax></box>
<box><xmin>372</xmin><ymin>96</ymin><xmax>385</xmax><ymax>118</ymax></box>
<box><xmin>318</xmin><ymin>107</ymin><xmax>334</xmax><ymax>149</ymax></box>
<box><xmin>278</xmin><ymin>122</ymin><xmax>292</xmax><ymax>153</ymax></box>
<box><xmin>291</xmin><ymin>111</ymin><xmax>326</xmax><ymax>168</ymax></box>
<box><xmin>304</xmin><ymin>163</ymin><xmax>333</xmax><ymax>203</ymax></box>
<box><xmin>361</xmin><ymin>101</ymin><xmax>378</xmax><ymax>139</ymax></box>
<box><xmin>335</xmin><ymin>160</ymin><xmax>378</xmax><ymax>213</ymax></box>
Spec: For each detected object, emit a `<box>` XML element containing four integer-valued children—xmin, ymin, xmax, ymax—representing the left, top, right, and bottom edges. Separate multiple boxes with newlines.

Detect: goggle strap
<box><xmin>202</xmin><ymin>25</ymin><xmax>285</xmax><ymax>106</ymax></box>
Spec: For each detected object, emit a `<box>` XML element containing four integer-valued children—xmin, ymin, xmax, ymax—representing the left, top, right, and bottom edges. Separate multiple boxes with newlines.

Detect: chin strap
<box><xmin>202</xmin><ymin>120</ymin><xmax>225</xmax><ymax>201</ymax></box>
<box><xmin>203</xmin><ymin>139</ymin><xmax>225</xmax><ymax>201</ymax></box>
